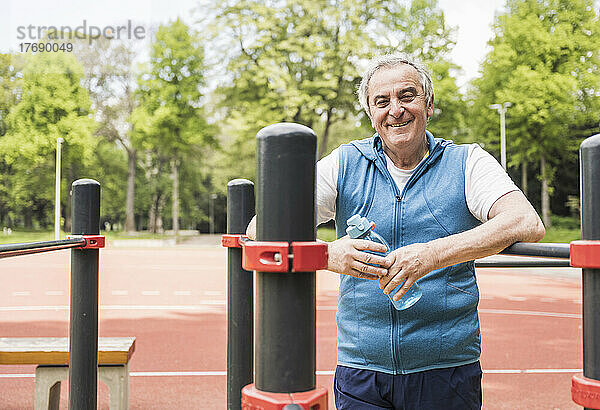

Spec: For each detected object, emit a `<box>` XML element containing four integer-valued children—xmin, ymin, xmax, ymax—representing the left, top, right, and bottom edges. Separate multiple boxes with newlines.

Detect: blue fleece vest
<box><xmin>334</xmin><ymin>131</ymin><xmax>481</xmax><ymax>374</ymax></box>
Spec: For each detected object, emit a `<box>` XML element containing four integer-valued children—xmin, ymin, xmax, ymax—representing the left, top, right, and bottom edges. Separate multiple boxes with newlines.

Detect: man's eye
<box><xmin>375</xmin><ymin>100</ymin><xmax>388</xmax><ymax>107</ymax></box>
<box><xmin>400</xmin><ymin>94</ymin><xmax>416</xmax><ymax>102</ymax></box>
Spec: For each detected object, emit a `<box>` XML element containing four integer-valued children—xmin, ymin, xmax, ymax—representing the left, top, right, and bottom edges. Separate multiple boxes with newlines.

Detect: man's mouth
<box><xmin>389</xmin><ymin>120</ymin><xmax>411</xmax><ymax>128</ymax></box>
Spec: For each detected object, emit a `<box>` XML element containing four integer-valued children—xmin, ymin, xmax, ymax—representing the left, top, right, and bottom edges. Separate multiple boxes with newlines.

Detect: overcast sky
<box><xmin>1</xmin><ymin>0</ymin><xmax>511</xmax><ymax>87</ymax></box>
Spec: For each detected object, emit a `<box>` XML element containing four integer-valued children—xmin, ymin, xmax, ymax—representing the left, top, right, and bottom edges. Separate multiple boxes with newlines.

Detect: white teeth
<box><xmin>390</xmin><ymin>121</ymin><xmax>410</xmax><ymax>127</ymax></box>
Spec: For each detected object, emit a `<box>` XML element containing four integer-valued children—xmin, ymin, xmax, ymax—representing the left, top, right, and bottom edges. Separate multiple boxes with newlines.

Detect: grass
<box><xmin>0</xmin><ymin>230</ymin><xmax>57</xmax><ymax>244</ymax></box>
<box><xmin>0</xmin><ymin>230</ymin><xmax>179</xmax><ymax>245</ymax></box>
<box><xmin>540</xmin><ymin>215</ymin><xmax>581</xmax><ymax>243</ymax></box>
<box><xmin>105</xmin><ymin>231</ymin><xmax>174</xmax><ymax>240</ymax></box>
<box><xmin>540</xmin><ymin>227</ymin><xmax>581</xmax><ymax>243</ymax></box>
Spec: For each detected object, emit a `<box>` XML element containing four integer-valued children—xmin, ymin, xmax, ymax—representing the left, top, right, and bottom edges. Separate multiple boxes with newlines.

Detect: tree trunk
<box><xmin>148</xmin><ymin>194</ymin><xmax>157</xmax><ymax>234</ymax></box>
<box><xmin>24</xmin><ymin>210</ymin><xmax>33</xmax><ymax>229</ymax></box>
<box><xmin>156</xmin><ymin>195</ymin><xmax>165</xmax><ymax>234</ymax></box>
<box><xmin>124</xmin><ymin>148</ymin><xmax>137</xmax><ymax>232</ymax></box>
<box><xmin>540</xmin><ymin>154</ymin><xmax>551</xmax><ymax>228</ymax></box>
<box><xmin>171</xmin><ymin>159</ymin><xmax>179</xmax><ymax>238</ymax></box>
<box><xmin>149</xmin><ymin>191</ymin><xmax>166</xmax><ymax>234</ymax></box>
<box><xmin>318</xmin><ymin>107</ymin><xmax>334</xmax><ymax>159</ymax></box>
<box><xmin>521</xmin><ymin>161</ymin><xmax>528</xmax><ymax>197</ymax></box>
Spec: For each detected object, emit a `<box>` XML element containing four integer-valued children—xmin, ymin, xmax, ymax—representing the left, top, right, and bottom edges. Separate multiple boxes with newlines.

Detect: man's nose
<box><xmin>389</xmin><ymin>99</ymin><xmax>405</xmax><ymax>117</ymax></box>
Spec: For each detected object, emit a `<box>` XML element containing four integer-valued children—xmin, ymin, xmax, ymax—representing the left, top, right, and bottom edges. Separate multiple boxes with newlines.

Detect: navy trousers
<box><xmin>334</xmin><ymin>362</ymin><xmax>482</xmax><ymax>409</ymax></box>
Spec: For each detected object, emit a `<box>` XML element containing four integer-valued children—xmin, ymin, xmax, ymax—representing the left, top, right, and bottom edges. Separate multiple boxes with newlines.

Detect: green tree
<box><xmin>427</xmin><ymin>60</ymin><xmax>468</xmax><ymax>141</ymax></box>
<box><xmin>0</xmin><ymin>54</ymin><xmax>25</xmax><ymax>226</ymax></box>
<box><xmin>470</xmin><ymin>0</ymin><xmax>600</xmax><ymax>227</ymax></box>
<box><xmin>74</xmin><ymin>36</ymin><xmax>140</xmax><ymax>232</ymax></box>
<box><xmin>0</xmin><ymin>54</ymin><xmax>24</xmax><ymax>137</ymax></box>
<box><xmin>0</xmin><ymin>52</ymin><xmax>96</xmax><ymax>229</ymax></box>
<box><xmin>131</xmin><ymin>19</ymin><xmax>215</xmax><ymax>235</ymax></box>
<box><xmin>92</xmin><ymin>138</ymin><xmax>128</xmax><ymax>228</ymax></box>
<box><xmin>201</xmin><ymin>0</ymin><xmax>465</xmax><ymax>184</ymax></box>
<box><xmin>135</xmin><ymin>148</ymin><xmax>171</xmax><ymax>232</ymax></box>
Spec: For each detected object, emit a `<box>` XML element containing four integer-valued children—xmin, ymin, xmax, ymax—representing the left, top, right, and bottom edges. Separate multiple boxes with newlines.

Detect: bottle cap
<box><xmin>346</xmin><ymin>214</ymin><xmax>372</xmax><ymax>239</ymax></box>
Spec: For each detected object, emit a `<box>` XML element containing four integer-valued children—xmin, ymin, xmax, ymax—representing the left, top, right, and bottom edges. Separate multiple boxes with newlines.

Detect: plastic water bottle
<box><xmin>346</xmin><ymin>214</ymin><xmax>422</xmax><ymax>310</ymax></box>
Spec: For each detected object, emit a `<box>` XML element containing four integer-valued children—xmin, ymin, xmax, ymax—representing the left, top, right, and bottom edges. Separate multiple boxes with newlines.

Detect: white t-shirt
<box><xmin>316</xmin><ymin>143</ymin><xmax>519</xmax><ymax>225</ymax></box>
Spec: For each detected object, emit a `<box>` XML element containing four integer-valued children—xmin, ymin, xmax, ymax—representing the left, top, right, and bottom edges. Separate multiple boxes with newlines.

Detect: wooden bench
<box><xmin>0</xmin><ymin>337</ymin><xmax>136</xmax><ymax>410</ymax></box>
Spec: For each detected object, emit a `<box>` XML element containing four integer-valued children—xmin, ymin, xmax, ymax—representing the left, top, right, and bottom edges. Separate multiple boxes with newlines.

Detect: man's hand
<box><xmin>249</xmin><ymin>216</ymin><xmax>389</xmax><ymax>279</ymax></box>
<box><xmin>379</xmin><ymin>242</ymin><xmax>438</xmax><ymax>301</ymax></box>
<box><xmin>327</xmin><ymin>236</ymin><xmax>390</xmax><ymax>279</ymax></box>
<box><xmin>246</xmin><ymin>216</ymin><xmax>257</xmax><ymax>240</ymax></box>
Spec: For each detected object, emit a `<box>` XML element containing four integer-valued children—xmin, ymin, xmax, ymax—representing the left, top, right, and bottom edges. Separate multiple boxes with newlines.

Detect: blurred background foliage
<box><xmin>0</xmin><ymin>0</ymin><xmax>598</xmax><ymax>238</ymax></box>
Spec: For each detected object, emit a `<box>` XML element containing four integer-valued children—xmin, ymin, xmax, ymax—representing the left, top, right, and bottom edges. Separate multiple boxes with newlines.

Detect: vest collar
<box><xmin>353</xmin><ymin>130</ymin><xmax>447</xmax><ymax>164</ymax></box>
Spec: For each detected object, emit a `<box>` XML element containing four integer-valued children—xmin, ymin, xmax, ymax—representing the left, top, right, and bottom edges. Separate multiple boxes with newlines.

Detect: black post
<box><xmin>502</xmin><ymin>242</ymin><xmax>570</xmax><ymax>259</ymax></box>
<box><xmin>227</xmin><ymin>179</ymin><xmax>255</xmax><ymax>410</ymax></box>
<box><xmin>581</xmin><ymin>134</ymin><xmax>600</xmax><ymax>397</ymax></box>
<box><xmin>255</xmin><ymin>123</ymin><xmax>317</xmax><ymax>392</ymax></box>
<box><xmin>68</xmin><ymin>179</ymin><xmax>100</xmax><ymax>409</ymax></box>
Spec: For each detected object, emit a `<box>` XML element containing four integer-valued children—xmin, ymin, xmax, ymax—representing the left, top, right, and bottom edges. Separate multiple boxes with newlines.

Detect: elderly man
<box><xmin>248</xmin><ymin>54</ymin><xmax>544</xmax><ymax>409</ymax></box>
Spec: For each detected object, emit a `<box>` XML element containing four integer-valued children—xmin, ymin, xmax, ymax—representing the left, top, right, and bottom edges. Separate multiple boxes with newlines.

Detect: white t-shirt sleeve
<box><xmin>465</xmin><ymin>144</ymin><xmax>520</xmax><ymax>222</ymax></box>
<box><xmin>316</xmin><ymin>148</ymin><xmax>339</xmax><ymax>225</ymax></box>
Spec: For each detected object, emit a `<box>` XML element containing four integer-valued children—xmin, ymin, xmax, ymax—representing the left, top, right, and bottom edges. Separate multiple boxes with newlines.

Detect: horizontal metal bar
<box><xmin>500</xmin><ymin>242</ymin><xmax>570</xmax><ymax>259</ymax></box>
<box><xmin>475</xmin><ymin>259</ymin><xmax>572</xmax><ymax>268</ymax></box>
<box><xmin>0</xmin><ymin>238</ymin><xmax>86</xmax><ymax>259</ymax></box>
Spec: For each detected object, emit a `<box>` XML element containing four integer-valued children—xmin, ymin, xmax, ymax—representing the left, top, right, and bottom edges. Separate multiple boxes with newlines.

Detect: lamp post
<box><xmin>209</xmin><ymin>193</ymin><xmax>217</xmax><ymax>235</ymax></box>
<box><xmin>489</xmin><ymin>102</ymin><xmax>512</xmax><ymax>170</ymax></box>
<box><xmin>55</xmin><ymin>137</ymin><xmax>64</xmax><ymax>240</ymax></box>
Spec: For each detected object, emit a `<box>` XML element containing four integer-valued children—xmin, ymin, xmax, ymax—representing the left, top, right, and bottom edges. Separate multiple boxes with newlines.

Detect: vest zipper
<box><xmin>374</xmin><ymin>157</ymin><xmax>402</xmax><ymax>373</ymax></box>
<box><xmin>373</xmin><ymin>140</ymin><xmax>439</xmax><ymax>374</ymax></box>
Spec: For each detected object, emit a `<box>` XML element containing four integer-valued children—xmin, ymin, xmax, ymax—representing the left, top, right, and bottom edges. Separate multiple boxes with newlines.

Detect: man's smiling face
<box><xmin>368</xmin><ymin>64</ymin><xmax>433</xmax><ymax>151</ymax></box>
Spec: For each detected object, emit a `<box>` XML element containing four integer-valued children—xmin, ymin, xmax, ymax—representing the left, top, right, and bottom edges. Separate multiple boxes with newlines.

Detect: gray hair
<box><xmin>357</xmin><ymin>54</ymin><xmax>434</xmax><ymax>119</ymax></box>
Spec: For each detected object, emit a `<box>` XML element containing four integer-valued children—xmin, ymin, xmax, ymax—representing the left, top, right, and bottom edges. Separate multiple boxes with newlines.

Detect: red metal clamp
<box><xmin>291</xmin><ymin>242</ymin><xmax>328</xmax><ymax>272</ymax></box>
<box><xmin>242</xmin><ymin>241</ymin><xmax>290</xmax><ymax>272</ymax></box>
<box><xmin>67</xmin><ymin>235</ymin><xmax>105</xmax><ymax>249</ymax></box>
<box><xmin>222</xmin><ymin>234</ymin><xmax>249</xmax><ymax>248</ymax></box>
<box><xmin>570</xmin><ymin>240</ymin><xmax>600</xmax><ymax>268</ymax></box>
<box><xmin>239</xmin><ymin>241</ymin><xmax>328</xmax><ymax>273</ymax></box>
<box><xmin>242</xmin><ymin>383</ymin><xmax>328</xmax><ymax>409</ymax></box>
<box><xmin>572</xmin><ymin>373</ymin><xmax>600</xmax><ymax>408</ymax></box>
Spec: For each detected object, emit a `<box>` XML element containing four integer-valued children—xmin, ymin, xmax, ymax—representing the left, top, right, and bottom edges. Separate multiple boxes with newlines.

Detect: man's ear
<box><xmin>427</xmin><ymin>94</ymin><xmax>435</xmax><ymax>119</ymax></box>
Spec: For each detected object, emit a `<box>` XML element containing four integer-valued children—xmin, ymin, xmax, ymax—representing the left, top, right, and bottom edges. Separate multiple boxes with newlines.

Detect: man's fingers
<box><xmin>383</xmin><ymin>254</ymin><xmax>396</xmax><ymax>267</ymax></box>
<box><xmin>390</xmin><ymin>279</ymin><xmax>415</xmax><ymax>301</ymax></box>
<box><xmin>378</xmin><ymin>268</ymin><xmax>402</xmax><ymax>288</ymax></box>
<box><xmin>350</xmin><ymin>260</ymin><xmax>387</xmax><ymax>277</ymax></box>
<box><xmin>380</xmin><ymin>270</ymin><xmax>406</xmax><ymax>291</ymax></box>
<box><xmin>384</xmin><ymin>275</ymin><xmax>404</xmax><ymax>294</ymax></box>
<box><xmin>353</xmin><ymin>239</ymin><xmax>388</xmax><ymax>254</ymax></box>
<box><xmin>384</xmin><ymin>274</ymin><xmax>412</xmax><ymax>297</ymax></box>
<box><xmin>352</xmin><ymin>249</ymin><xmax>389</xmax><ymax>268</ymax></box>
<box><xmin>327</xmin><ymin>236</ymin><xmax>402</xmax><ymax>280</ymax></box>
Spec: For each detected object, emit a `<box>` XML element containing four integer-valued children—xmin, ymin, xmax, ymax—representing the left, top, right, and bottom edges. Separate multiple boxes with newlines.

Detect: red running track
<box><xmin>0</xmin><ymin>245</ymin><xmax>582</xmax><ymax>409</ymax></box>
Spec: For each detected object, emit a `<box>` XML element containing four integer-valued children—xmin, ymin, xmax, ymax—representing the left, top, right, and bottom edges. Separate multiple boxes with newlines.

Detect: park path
<box><xmin>0</xmin><ymin>242</ymin><xmax>583</xmax><ymax>409</ymax></box>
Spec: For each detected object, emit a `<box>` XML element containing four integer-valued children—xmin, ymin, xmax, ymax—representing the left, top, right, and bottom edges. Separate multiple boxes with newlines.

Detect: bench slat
<box><xmin>0</xmin><ymin>337</ymin><xmax>135</xmax><ymax>365</ymax></box>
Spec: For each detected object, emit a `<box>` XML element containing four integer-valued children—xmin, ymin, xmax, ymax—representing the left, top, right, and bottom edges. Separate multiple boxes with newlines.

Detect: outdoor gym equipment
<box><xmin>224</xmin><ymin>127</ymin><xmax>600</xmax><ymax>409</ymax></box>
<box><xmin>0</xmin><ymin>179</ymin><xmax>103</xmax><ymax>409</ymax></box>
